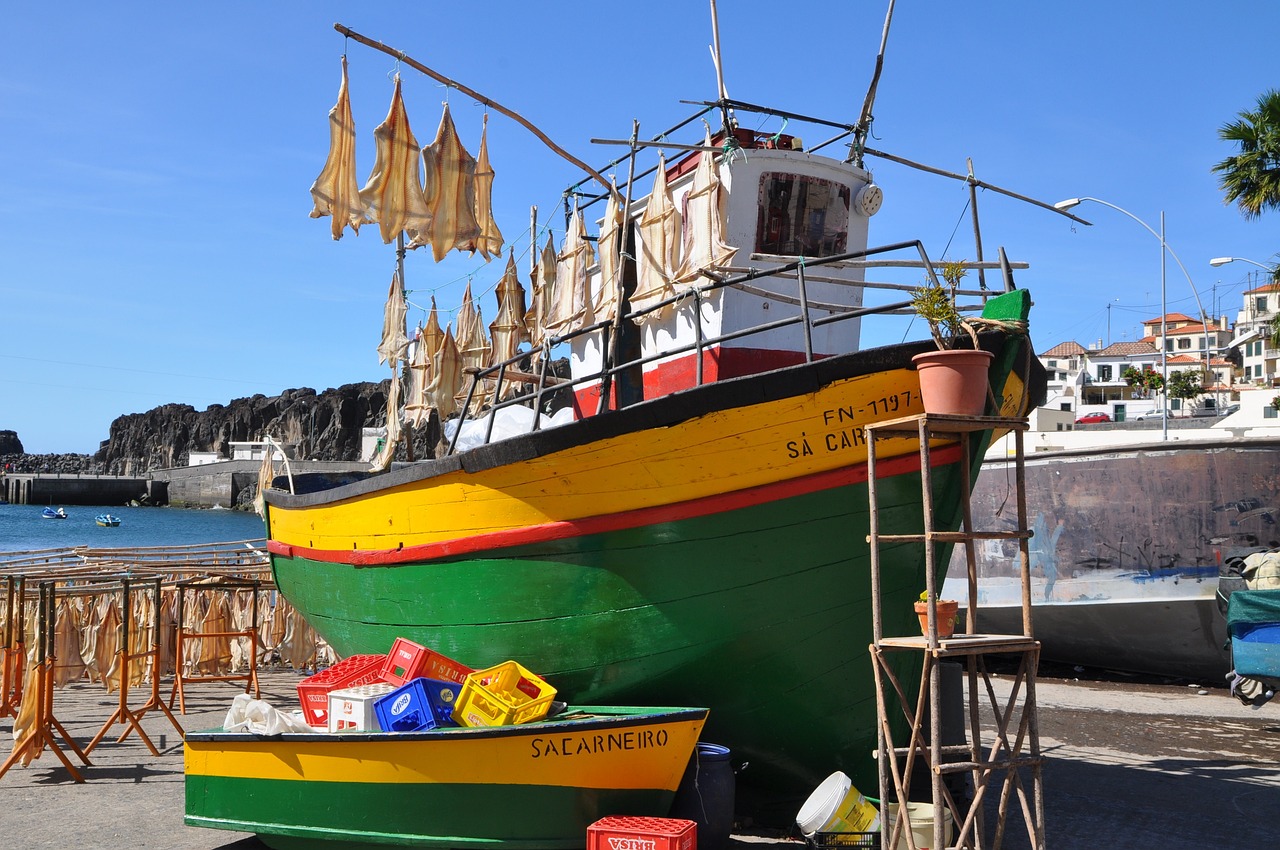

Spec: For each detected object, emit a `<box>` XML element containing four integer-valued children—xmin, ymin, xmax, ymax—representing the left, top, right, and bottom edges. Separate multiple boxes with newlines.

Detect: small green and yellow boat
<box><xmin>185</xmin><ymin>705</ymin><xmax>708</xmax><ymax>849</ymax></box>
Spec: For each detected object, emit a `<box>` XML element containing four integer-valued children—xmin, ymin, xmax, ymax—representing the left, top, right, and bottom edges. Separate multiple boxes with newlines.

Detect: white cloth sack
<box><xmin>223</xmin><ymin>692</ymin><xmax>314</xmax><ymax>735</ymax></box>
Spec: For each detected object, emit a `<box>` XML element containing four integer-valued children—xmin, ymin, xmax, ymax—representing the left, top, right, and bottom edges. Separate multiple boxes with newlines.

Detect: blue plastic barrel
<box><xmin>669</xmin><ymin>742</ymin><xmax>735</xmax><ymax>850</ymax></box>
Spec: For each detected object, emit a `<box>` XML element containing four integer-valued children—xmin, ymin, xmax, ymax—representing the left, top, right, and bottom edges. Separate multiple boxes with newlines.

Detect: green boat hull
<box><xmin>272</xmin><ymin>461</ymin><xmax>968</xmax><ymax>817</ymax></box>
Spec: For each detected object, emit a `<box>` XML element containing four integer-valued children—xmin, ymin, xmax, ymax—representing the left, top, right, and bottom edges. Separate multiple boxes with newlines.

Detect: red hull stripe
<box><xmin>268</xmin><ymin>444</ymin><xmax>964</xmax><ymax>566</ymax></box>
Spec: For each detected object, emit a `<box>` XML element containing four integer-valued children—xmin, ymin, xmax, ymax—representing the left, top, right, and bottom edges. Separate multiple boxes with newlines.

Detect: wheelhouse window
<box><xmin>756</xmin><ymin>173</ymin><xmax>850</xmax><ymax>257</ymax></box>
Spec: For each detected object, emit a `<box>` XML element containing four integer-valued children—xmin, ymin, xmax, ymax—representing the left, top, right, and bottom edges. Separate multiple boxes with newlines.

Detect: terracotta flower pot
<box><xmin>914</xmin><ymin>599</ymin><xmax>959</xmax><ymax>638</ymax></box>
<box><xmin>911</xmin><ymin>349</ymin><xmax>995</xmax><ymax>417</ymax></box>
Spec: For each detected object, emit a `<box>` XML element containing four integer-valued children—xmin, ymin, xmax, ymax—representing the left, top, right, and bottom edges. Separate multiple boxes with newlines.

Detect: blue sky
<box><xmin>2</xmin><ymin>1</ymin><xmax>1276</xmax><ymax>454</ymax></box>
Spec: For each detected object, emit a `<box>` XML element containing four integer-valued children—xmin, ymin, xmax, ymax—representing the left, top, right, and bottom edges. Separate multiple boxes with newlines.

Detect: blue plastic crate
<box><xmin>374</xmin><ymin>679</ymin><xmax>439</xmax><ymax>732</ymax></box>
<box><xmin>373</xmin><ymin>678</ymin><xmax>462</xmax><ymax>732</ymax></box>
<box><xmin>418</xmin><ymin>678</ymin><xmax>462</xmax><ymax>727</ymax></box>
<box><xmin>1233</xmin><ymin>623</ymin><xmax>1280</xmax><ymax>679</ymax></box>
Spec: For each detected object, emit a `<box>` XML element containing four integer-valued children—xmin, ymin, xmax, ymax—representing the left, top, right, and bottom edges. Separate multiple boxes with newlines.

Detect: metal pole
<box><xmin>1161</xmin><ymin>211</ymin><xmax>1168</xmax><ymax>441</ymax></box>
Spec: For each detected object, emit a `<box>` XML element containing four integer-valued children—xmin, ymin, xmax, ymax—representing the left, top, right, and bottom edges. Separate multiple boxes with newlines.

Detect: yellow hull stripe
<box><xmin>184</xmin><ymin>717</ymin><xmax>705</xmax><ymax>788</ymax></box>
<box><xmin>270</xmin><ymin>368</ymin><xmax>936</xmax><ymax>551</ymax></box>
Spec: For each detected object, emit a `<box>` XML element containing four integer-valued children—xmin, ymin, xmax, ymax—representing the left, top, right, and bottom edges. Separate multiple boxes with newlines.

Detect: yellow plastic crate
<box><xmin>452</xmin><ymin>661</ymin><xmax>556</xmax><ymax>727</ymax></box>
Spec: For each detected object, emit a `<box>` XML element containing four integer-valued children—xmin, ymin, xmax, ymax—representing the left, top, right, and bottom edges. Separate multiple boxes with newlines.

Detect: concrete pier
<box><xmin>2</xmin><ymin>472</ymin><xmax>156</xmax><ymax>506</ymax></box>
<box><xmin>2</xmin><ymin>460</ymin><xmax>370</xmax><ymax>509</ymax></box>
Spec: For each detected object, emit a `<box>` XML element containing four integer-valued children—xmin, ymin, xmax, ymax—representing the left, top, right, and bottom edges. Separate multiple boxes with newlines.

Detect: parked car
<box><xmin>1074</xmin><ymin>412</ymin><xmax>1112</xmax><ymax>424</ymax></box>
<box><xmin>1134</xmin><ymin>409</ymin><xmax>1168</xmax><ymax>421</ymax></box>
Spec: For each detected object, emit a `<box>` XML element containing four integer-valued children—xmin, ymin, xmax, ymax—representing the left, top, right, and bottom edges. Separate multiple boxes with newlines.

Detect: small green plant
<box><xmin>1271</xmin><ymin>395</ymin><xmax>1280</xmax><ymax>410</ymax></box>
<box><xmin>912</xmin><ymin>260</ymin><xmax>977</xmax><ymax>350</ymax></box>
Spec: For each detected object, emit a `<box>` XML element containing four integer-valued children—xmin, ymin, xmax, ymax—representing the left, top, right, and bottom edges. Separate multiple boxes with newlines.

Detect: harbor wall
<box><xmin>3</xmin><ymin>460</ymin><xmax>371</xmax><ymax>509</ymax></box>
<box><xmin>2</xmin><ymin>473</ymin><xmax>156</xmax><ymax>507</ymax></box>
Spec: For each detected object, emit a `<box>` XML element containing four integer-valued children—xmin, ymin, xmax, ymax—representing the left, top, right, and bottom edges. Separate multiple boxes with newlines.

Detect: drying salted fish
<box><xmin>10</xmin><ymin>666</ymin><xmax>41</xmax><ymax>766</ymax></box>
<box><xmin>309</xmin><ymin>55</ymin><xmax>370</xmax><ymax>240</ymax></box>
<box><xmin>370</xmin><ymin>364</ymin><xmax>404</xmax><ymax>472</ymax></box>
<box><xmin>455</xmin><ymin>282</ymin><xmax>492</xmax><ymax>380</ymax></box>
<box><xmin>52</xmin><ymin>598</ymin><xmax>86</xmax><ymax>688</ymax></box>
<box><xmin>632</xmin><ymin>156</ymin><xmax>682</xmax><ymax>321</ymax></box>
<box><xmin>594</xmin><ymin>181</ymin><xmax>625</xmax><ymax>324</ymax></box>
<box><xmin>404</xmin><ymin>323</ymin><xmax>434</xmax><ymax>429</ymax></box>
<box><xmin>413</xmin><ymin>104</ymin><xmax>482</xmax><ymax>261</ymax></box>
<box><xmin>545</xmin><ymin>209</ymin><xmax>596</xmax><ymax>334</ymax></box>
<box><xmin>673</xmin><ymin>129</ymin><xmax>736</xmax><ymax>284</ymax></box>
<box><xmin>526</xmin><ymin>235</ymin><xmax>558</xmax><ymax>357</ymax></box>
<box><xmin>427</xmin><ymin>326</ymin><xmax>464</xmax><ymax>424</ymax></box>
<box><xmin>377</xmin><ymin>273</ymin><xmax>410</xmax><ymax>365</ymax></box>
<box><xmin>463</xmin><ymin>114</ymin><xmax>504</xmax><ymax>260</ymax></box>
<box><xmin>489</xmin><ymin>254</ymin><xmax>529</xmax><ymax>397</ymax></box>
<box><xmin>358</xmin><ymin>75</ymin><xmax>433</xmax><ymax>244</ymax></box>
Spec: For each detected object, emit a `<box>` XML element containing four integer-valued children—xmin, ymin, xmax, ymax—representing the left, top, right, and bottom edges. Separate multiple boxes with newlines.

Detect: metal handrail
<box><xmin>440</xmin><ymin>238</ymin><xmax>1012</xmax><ymax>455</ymax></box>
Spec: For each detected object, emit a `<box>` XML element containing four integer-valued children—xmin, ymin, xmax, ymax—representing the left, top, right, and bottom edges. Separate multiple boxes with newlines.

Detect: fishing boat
<box><xmin>946</xmin><ymin>387</ymin><xmax>1280</xmax><ymax>682</ymax></box>
<box><xmin>261</xmin><ymin>12</ymin><xmax>1062</xmax><ymax>818</ymax></box>
<box><xmin>95</xmin><ymin>514</ymin><xmax>122</xmax><ymax>527</ymax></box>
<box><xmin>185</xmin><ymin>705</ymin><xmax>708</xmax><ymax>850</ymax></box>
<box><xmin>41</xmin><ymin>506</ymin><xmax>66</xmax><ymax>520</ymax></box>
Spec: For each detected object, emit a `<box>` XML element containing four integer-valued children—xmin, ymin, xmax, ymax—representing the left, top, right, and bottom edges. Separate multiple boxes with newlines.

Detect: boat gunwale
<box><xmin>185</xmin><ymin>705</ymin><xmax>709</xmax><ymax>744</ymax></box>
<box><xmin>265</xmin><ymin>332</ymin><xmax>1024</xmax><ymax>511</ymax></box>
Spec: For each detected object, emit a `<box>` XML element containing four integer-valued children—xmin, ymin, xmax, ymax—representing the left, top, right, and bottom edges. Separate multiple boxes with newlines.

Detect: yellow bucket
<box><xmin>795</xmin><ymin>771</ymin><xmax>881</xmax><ymax>836</ymax></box>
<box><xmin>886</xmin><ymin>802</ymin><xmax>953</xmax><ymax>850</ymax></box>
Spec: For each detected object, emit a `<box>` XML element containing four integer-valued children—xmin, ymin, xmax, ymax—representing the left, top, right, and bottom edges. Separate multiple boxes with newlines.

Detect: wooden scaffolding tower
<box><xmin>866</xmin><ymin>413</ymin><xmax>1045</xmax><ymax>850</ymax></box>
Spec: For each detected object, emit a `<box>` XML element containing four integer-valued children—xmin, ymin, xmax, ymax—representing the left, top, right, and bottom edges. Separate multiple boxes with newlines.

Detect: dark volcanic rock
<box><xmin>0</xmin><ymin>431</ymin><xmax>22</xmax><ymax>454</ymax></box>
<box><xmin>1</xmin><ymin>452</ymin><xmax>94</xmax><ymax>474</ymax></box>
<box><xmin>93</xmin><ymin>381</ymin><xmax>420</xmax><ymax>474</ymax></box>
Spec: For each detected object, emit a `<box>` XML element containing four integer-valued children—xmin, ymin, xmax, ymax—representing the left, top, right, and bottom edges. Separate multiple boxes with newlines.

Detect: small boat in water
<box><xmin>184</xmin><ymin>705</ymin><xmax>708</xmax><ymax>850</ymax></box>
<box><xmin>41</xmin><ymin>506</ymin><xmax>67</xmax><ymax>520</ymax></box>
<box><xmin>95</xmin><ymin>514</ymin><xmax>121</xmax><ymax>527</ymax></box>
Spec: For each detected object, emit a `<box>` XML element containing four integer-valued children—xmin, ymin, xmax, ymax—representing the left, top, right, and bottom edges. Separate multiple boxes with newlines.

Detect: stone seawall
<box><xmin>4</xmin><ymin>460</ymin><xmax>372</xmax><ymax>509</ymax></box>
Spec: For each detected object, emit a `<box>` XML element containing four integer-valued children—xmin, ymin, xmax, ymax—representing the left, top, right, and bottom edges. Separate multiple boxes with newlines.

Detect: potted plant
<box><xmin>914</xmin><ymin>590</ymin><xmax>959</xmax><ymax>638</ymax></box>
<box><xmin>910</xmin><ymin>260</ymin><xmax>994</xmax><ymax>416</ymax></box>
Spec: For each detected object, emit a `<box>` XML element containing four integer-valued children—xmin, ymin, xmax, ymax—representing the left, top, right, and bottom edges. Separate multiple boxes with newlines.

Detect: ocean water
<box><xmin>0</xmin><ymin>503</ymin><xmax>266</xmax><ymax>554</ymax></box>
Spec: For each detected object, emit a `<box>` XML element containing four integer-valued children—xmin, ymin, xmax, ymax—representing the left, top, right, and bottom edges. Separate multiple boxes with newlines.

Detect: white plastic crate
<box><xmin>327</xmin><ymin>683</ymin><xmax>396</xmax><ymax>732</ymax></box>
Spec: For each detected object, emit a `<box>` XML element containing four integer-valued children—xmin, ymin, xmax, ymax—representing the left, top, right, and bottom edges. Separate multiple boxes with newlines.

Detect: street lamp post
<box><xmin>1055</xmin><ymin>197</ymin><xmax>1212</xmax><ymax>440</ymax></box>
<box><xmin>1212</xmin><ymin>255</ymin><xmax>1280</xmax><ymax>372</ymax></box>
<box><xmin>1210</xmin><ymin>256</ymin><xmax>1276</xmax><ymax>273</ymax></box>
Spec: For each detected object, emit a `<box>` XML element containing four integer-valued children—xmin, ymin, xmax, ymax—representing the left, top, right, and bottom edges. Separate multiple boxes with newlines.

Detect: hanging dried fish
<box><xmin>309</xmin><ymin>55</ymin><xmax>370</xmax><ymax>240</ymax></box>
<box><xmin>595</xmin><ymin>180</ymin><xmax>625</xmax><ymax>324</ymax></box>
<box><xmin>464</xmin><ymin>114</ymin><xmax>504</xmax><ymax>260</ymax></box>
<box><xmin>412</xmin><ymin>103</ymin><xmax>483</xmax><ymax>262</ymax></box>
<box><xmin>455</xmin><ymin>282</ymin><xmax>492</xmax><ymax>380</ymax></box>
<box><xmin>358</xmin><ymin>75</ymin><xmax>434</xmax><ymax>244</ymax></box>
<box><xmin>673</xmin><ymin>129</ymin><xmax>736</xmax><ymax>285</ymax></box>
<box><xmin>370</xmin><ymin>364</ymin><xmax>403</xmax><ymax>472</ymax></box>
<box><xmin>526</xmin><ymin>235</ymin><xmax>558</xmax><ymax>356</ymax></box>
<box><xmin>632</xmin><ymin>156</ymin><xmax>682</xmax><ymax>321</ymax></box>
<box><xmin>427</xmin><ymin>326</ymin><xmax>464</xmax><ymax>425</ymax></box>
<box><xmin>377</xmin><ymin>273</ymin><xmax>410</xmax><ymax>366</ymax></box>
<box><xmin>489</xmin><ymin>254</ymin><xmax>529</xmax><ymax>398</ymax></box>
<box><xmin>546</xmin><ymin>208</ymin><xmax>596</xmax><ymax>334</ymax></box>
<box><xmin>404</xmin><ymin>321</ymin><xmax>434</xmax><ymax>429</ymax></box>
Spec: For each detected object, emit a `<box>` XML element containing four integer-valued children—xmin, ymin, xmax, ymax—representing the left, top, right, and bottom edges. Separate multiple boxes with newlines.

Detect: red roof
<box><xmin>1097</xmin><ymin>341</ymin><xmax>1158</xmax><ymax>357</ymax></box>
<box><xmin>1143</xmin><ymin>312</ymin><xmax>1197</xmax><ymax>324</ymax></box>
<box><xmin>1244</xmin><ymin>282</ymin><xmax>1280</xmax><ymax>296</ymax></box>
<box><xmin>1040</xmin><ymin>341</ymin><xmax>1087</xmax><ymax>357</ymax></box>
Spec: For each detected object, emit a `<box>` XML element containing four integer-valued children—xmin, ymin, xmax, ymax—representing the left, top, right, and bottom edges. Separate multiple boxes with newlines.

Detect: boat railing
<box><xmin>445</xmin><ymin>238</ymin><xmax>1015</xmax><ymax>456</ymax></box>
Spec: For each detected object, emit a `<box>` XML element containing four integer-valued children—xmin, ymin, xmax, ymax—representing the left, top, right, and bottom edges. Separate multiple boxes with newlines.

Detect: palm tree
<box><xmin>1213</xmin><ymin>89</ymin><xmax>1280</xmax><ymax>220</ymax></box>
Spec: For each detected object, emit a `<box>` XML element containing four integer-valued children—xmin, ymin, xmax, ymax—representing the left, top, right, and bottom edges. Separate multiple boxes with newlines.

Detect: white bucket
<box><xmin>886</xmin><ymin>802</ymin><xmax>953</xmax><ymax>850</ymax></box>
<box><xmin>795</xmin><ymin>771</ymin><xmax>881</xmax><ymax>836</ymax></box>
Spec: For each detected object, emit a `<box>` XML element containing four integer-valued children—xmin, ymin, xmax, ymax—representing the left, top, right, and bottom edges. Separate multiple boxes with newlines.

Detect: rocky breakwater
<box><xmin>2</xmin><ymin>430</ymin><xmax>96</xmax><ymax>475</ymax></box>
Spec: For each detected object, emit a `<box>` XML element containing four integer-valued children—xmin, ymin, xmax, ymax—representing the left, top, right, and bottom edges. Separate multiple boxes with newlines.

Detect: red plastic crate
<box><xmin>587</xmin><ymin>817</ymin><xmax>697</xmax><ymax>850</ymax></box>
<box><xmin>296</xmin><ymin>654</ymin><xmax>385</xmax><ymax>727</ymax></box>
<box><xmin>378</xmin><ymin>637</ymin><xmax>474</xmax><ymax>687</ymax></box>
